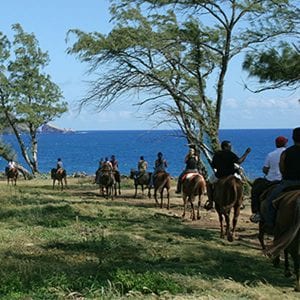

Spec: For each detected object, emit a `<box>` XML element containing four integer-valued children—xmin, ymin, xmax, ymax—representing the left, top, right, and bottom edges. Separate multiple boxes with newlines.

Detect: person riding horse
<box><xmin>135</xmin><ymin>156</ymin><xmax>148</xmax><ymax>179</ymax></box>
<box><xmin>175</xmin><ymin>147</ymin><xmax>199</xmax><ymax>194</ymax></box>
<box><xmin>149</xmin><ymin>152</ymin><xmax>168</xmax><ymax>188</ymax></box>
<box><xmin>263</xmin><ymin>127</ymin><xmax>300</xmax><ymax>230</ymax></box>
<box><xmin>250</xmin><ymin>136</ymin><xmax>288</xmax><ymax>223</ymax></box>
<box><xmin>205</xmin><ymin>140</ymin><xmax>251</xmax><ymax>210</ymax></box>
<box><xmin>5</xmin><ymin>159</ymin><xmax>16</xmax><ymax>175</ymax></box>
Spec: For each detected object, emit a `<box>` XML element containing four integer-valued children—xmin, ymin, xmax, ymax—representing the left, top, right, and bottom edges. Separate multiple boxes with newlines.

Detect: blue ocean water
<box><xmin>0</xmin><ymin>129</ymin><xmax>294</xmax><ymax>180</ymax></box>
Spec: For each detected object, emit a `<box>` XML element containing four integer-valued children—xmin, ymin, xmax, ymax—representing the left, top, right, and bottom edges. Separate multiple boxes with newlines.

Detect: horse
<box><xmin>98</xmin><ymin>166</ymin><xmax>116</xmax><ymax>199</ymax></box>
<box><xmin>253</xmin><ymin>185</ymin><xmax>295</xmax><ymax>283</ymax></box>
<box><xmin>113</xmin><ymin>170</ymin><xmax>121</xmax><ymax>195</ymax></box>
<box><xmin>213</xmin><ymin>175</ymin><xmax>243</xmax><ymax>242</ymax></box>
<box><xmin>6</xmin><ymin>167</ymin><xmax>18</xmax><ymax>186</ymax></box>
<box><xmin>182</xmin><ymin>173</ymin><xmax>206</xmax><ymax>220</ymax></box>
<box><xmin>51</xmin><ymin>168</ymin><xmax>67</xmax><ymax>190</ymax></box>
<box><xmin>129</xmin><ymin>169</ymin><xmax>152</xmax><ymax>198</ymax></box>
<box><xmin>151</xmin><ymin>171</ymin><xmax>171</xmax><ymax>209</ymax></box>
<box><xmin>265</xmin><ymin>190</ymin><xmax>300</xmax><ymax>292</ymax></box>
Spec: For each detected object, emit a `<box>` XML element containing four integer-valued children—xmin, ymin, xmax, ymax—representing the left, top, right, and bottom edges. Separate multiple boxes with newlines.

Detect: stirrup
<box><xmin>204</xmin><ymin>200</ymin><xmax>213</xmax><ymax>210</ymax></box>
<box><xmin>250</xmin><ymin>213</ymin><xmax>261</xmax><ymax>223</ymax></box>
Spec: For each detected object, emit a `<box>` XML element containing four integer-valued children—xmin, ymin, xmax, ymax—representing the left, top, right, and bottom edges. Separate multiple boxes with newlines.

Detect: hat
<box><xmin>275</xmin><ymin>136</ymin><xmax>288</xmax><ymax>147</ymax></box>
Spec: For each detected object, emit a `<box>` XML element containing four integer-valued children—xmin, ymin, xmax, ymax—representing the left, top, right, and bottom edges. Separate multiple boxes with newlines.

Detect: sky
<box><xmin>1</xmin><ymin>0</ymin><xmax>299</xmax><ymax>131</ymax></box>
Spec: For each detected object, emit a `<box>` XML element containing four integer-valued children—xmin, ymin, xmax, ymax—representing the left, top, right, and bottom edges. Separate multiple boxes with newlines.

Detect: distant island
<box><xmin>40</xmin><ymin>123</ymin><xmax>75</xmax><ymax>133</ymax></box>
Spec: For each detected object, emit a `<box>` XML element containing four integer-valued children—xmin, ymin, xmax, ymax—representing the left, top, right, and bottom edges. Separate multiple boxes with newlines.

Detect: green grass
<box><xmin>0</xmin><ymin>177</ymin><xmax>298</xmax><ymax>299</ymax></box>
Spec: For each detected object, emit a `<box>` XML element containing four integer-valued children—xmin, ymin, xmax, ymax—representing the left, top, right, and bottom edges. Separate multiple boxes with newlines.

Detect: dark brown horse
<box><xmin>255</xmin><ymin>185</ymin><xmax>295</xmax><ymax>285</ymax></box>
<box><xmin>265</xmin><ymin>190</ymin><xmax>300</xmax><ymax>292</ymax></box>
<box><xmin>51</xmin><ymin>168</ymin><xmax>67</xmax><ymax>190</ymax></box>
<box><xmin>213</xmin><ymin>175</ymin><xmax>243</xmax><ymax>242</ymax></box>
<box><xmin>6</xmin><ymin>168</ymin><xmax>18</xmax><ymax>186</ymax></box>
<box><xmin>129</xmin><ymin>169</ymin><xmax>152</xmax><ymax>198</ymax></box>
<box><xmin>182</xmin><ymin>173</ymin><xmax>206</xmax><ymax>220</ymax></box>
<box><xmin>151</xmin><ymin>171</ymin><xmax>171</xmax><ymax>209</ymax></box>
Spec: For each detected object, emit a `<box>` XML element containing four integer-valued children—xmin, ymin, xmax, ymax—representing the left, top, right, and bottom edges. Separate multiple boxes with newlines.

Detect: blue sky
<box><xmin>2</xmin><ymin>0</ymin><xmax>299</xmax><ymax>130</ymax></box>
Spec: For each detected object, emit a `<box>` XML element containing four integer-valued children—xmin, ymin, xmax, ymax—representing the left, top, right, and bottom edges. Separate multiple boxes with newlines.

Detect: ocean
<box><xmin>0</xmin><ymin>129</ymin><xmax>294</xmax><ymax>180</ymax></box>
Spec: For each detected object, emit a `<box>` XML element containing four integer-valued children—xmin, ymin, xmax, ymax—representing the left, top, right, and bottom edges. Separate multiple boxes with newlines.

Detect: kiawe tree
<box><xmin>68</xmin><ymin>0</ymin><xmax>298</xmax><ymax>176</ymax></box>
<box><xmin>0</xmin><ymin>24</ymin><xmax>67</xmax><ymax>174</ymax></box>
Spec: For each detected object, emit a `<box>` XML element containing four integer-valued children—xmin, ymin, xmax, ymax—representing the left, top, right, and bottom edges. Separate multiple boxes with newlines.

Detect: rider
<box><xmin>175</xmin><ymin>147</ymin><xmax>199</xmax><ymax>194</ymax></box>
<box><xmin>5</xmin><ymin>159</ymin><xmax>16</xmax><ymax>174</ymax></box>
<box><xmin>250</xmin><ymin>136</ymin><xmax>288</xmax><ymax>223</ymax></box>
<box><xmin>110</xmin><ymin>155</ymin><xmax>119</xmax><ymax>171</ymax></box>
<box><xmin>95</xmin><ymin>158</ymin><xmax>104</xmax><ymax>183</ymax></box>
<box><xmin>56</xmin><ymin>158</ymin><xmax>64</xmax><ymax>171</ymax></box>
<box><xmin>205</xmin><ymin>140</ymin><xmax>251</xmax><ymax>210</ymax></box>
<box><xmin>136</xmin><ymin>156</ymin><xmax>148</xmax><ymax>178</ymax></box>
<box><xmin>149</xmin><ymin>152</ymin><xmax>168</xmax><ymax>187</ymax></box>
<box><xmin>264</xmin><ymin>127</ymin><xmax>300</xmax><ymax>229</ymax></box>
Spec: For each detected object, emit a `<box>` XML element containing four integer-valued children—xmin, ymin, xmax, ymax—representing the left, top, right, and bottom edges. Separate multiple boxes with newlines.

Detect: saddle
<box><xmin>182</xmin><ymin>172</ymin><xmax>200</xmax><ymax>182</ymax></box>
<box><xmin>56</xmin><ymin>168</ymin><xmax>64</xmax><ymax>175</ymax></box>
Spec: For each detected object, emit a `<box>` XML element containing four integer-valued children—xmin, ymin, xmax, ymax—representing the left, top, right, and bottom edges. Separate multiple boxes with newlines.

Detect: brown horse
<box><xmin>98</xmin><ymin>166</ymin><xmax>115</xmax><ymax>199</ymax></box>
<box><xmin>150</xmin><ymin>171</ymin><xmax>171</xmax><ymax>209</ymax></box>
<box><xmin>129</xmin><ymin>169</ymin><xmax>152</xmax><ymax>198</ymax></box>
<box><xmin>51</xmin><ymin>168</ymin><xmax>67</xmax><ymax>190</ymax></box>
<box><xmin>113</xmin><ymin>170</ymin><xmax>121</xmax><ymax>195</ymax></box>
<box><xmin>6</xmin><ymin>168</ymin><xmax>18</xmax><ymax>186</ymax></box>
<box><xmin>213</xmin><ymin>175</ymin><xmax>243</xmax><ymax>242</ymax></box>
<box><xmin>182</xmin><ymin>173</ymin><xmax>206</xmax><ymax>220</ymax></box>
<box><xmin>265</xmin><ymin>190</ymin><xmax>300</xmax><ymax>292</ymax></box>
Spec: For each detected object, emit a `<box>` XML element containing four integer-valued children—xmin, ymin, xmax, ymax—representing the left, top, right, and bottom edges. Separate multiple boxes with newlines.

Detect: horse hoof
<box><xmin>227</xmin><ymin>236</ymin><xmax>234</xmax><ymax>242</ymax></box>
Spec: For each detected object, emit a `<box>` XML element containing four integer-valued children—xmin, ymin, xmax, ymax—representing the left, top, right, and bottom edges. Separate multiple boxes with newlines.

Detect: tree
<box><xmin>243</xmin><ymin>4</ymin><xmax>300</xmax><ymax>92</ymax></box>
<box><xmin>67</xmin><ymin>0</ymin><xmax>298</xmax><ymax>175</ymax></box>
<box><xmin>0</xmin><ymin>24</ymin><xmax>68</xmax><ymax>174</ymax></box>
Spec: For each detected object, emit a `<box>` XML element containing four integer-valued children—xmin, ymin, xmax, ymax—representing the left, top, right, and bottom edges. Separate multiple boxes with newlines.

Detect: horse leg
<box><xmin>197</xmin><ymin>194</ymin><xmax>201</xmax><ymax>220</ymax></box>
<box><xmin>160</xmin><ymin>189</ymin><xmax>163</xmax><ymax>208</ymax></box>
<box><xmin>155</xmin><ymin>190</ymin><xmax>159</xmax><ymax>207</ymax></box>
<box><xmin>231</xmin><ymin>205</ymin><xmax>241</xmax><ymax>241</ymax></box>
<box><xmin>182</xmin><ymin>195</ymin><xmax>187</xmax><ymax>218</ymax></box>
<box><xmin>190</xmin><ymin>198</ymin><xmax>195</xmax><ymax>220</ymax></box>
<box><xmin>258</xmin><ymin>222</ymin><xmax>266</xmax><ymax>249</ymax></box>
<box><xmin>111</xmin><ymin>186</ymin><xmax>114</xmax><ymax>200</ymax></box>
<box><xmin>166</xmin><ymin>188</ymin><xmax>170</xmax><ymax>210</ymax></box>
<box><xmin>134</xmin><ymin>184</ymin><xmax>138</xmax><ymax>198</ymax></box>
<box><xmin>217</xmin><ymin>211</ymin><xmax>225</xmax><ymax>239</ymax></box>
<box><xmin>289</xmin><ymin>250</ymin><xmax>300</xmax><ymax>292</ymax></box>
<box><xmin>118</xmin><ymin>181</ymin><xmax>121</xmax><ymax>195</ymax></box>
<box><xmin>225</xmin><ymin>213</ymin><xmax>233</xmax><ymax>242</ymax></box>
<box><xmin>53</xmin><ymin>179</ymin><xmax>55</xmax><ymax>189</ymax></box>
<box><xmin>283</xmin><ymin>250</ymin><xmax>292</xmax><ymax>277</ymax></box>
<box><xmin>114</xmin><ymin>183</ymin><xmax>117</xmax><ymax>197</ymax></box>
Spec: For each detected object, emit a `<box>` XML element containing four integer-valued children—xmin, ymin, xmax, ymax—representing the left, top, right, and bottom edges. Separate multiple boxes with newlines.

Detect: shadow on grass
<box><xmin>1</xmin><ymin>226</ymin><xmax>294</xmax><ymax>297</ymax></box>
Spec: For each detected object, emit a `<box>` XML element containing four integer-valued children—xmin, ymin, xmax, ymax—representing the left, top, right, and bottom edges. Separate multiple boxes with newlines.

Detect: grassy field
<box><xmin>0</xmin><ymin>176</ymin><xmax>298</xmax><ymax>299</ymax></box>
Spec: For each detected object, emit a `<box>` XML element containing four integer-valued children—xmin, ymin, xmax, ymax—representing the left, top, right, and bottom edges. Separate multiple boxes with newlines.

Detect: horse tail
<box><xmin>267</xmin><ymin>196</ymin><xmax>300</xmax><ymax>257</ymax></box>
<box><xmin>222</xmin><ymin>176</ymin><xmax>239</xmax><ymax>211</ymax></box>
<box><xmin>157</xmin><ymin>174</ymin><xmax>169</xmax><ymax>193</ymax></box>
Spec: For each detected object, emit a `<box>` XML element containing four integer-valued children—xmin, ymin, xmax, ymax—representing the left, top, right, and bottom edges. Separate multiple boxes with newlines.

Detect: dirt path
<box><xmin>72</xmin><ymin>182</ymin><xmax>270</xmax><ymax>252</ymax></box>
